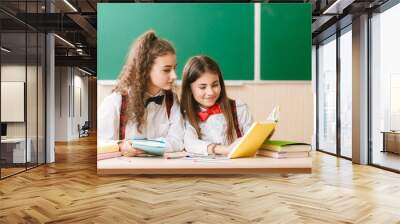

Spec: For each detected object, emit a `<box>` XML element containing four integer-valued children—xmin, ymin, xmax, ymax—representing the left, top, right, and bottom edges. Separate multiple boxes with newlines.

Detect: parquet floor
<box><xmin>1</xmin><ymin>167</ymin><xmax>25</xmax><ymax>177</ymax></box>
<box><xmin>0</xmin><ymin>135</ymin><xmax>399</xmax><ymax>223</ymax></box>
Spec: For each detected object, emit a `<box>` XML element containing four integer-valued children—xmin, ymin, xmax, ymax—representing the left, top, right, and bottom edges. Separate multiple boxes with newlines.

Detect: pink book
<box><xmin>97</xmin><ymin>151</ymin><xmax>122</xmax><ymax>161</ymax></box>
<box><xmin>257</xmin><ymin>150</ymin><xmax>309</xmax><ymax>159</ymax></box>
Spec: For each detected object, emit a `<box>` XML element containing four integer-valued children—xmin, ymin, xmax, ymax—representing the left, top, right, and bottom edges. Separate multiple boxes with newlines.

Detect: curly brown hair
<box><xmin>180</xmin><ymin>56</ymin><xmax>236</xmax><ymax>144</ymax></box>
<box><xmin>113</xmin><ymin>31</ymin><xmax>175</xmax><ymax>133</ymax></box>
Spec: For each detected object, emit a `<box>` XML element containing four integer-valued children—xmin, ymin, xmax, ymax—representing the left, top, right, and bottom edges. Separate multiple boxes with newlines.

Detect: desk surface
<box><xmin>97</xmin><ymin>156</ymin><xmax>312</xmax><ymax>175</ymax></box>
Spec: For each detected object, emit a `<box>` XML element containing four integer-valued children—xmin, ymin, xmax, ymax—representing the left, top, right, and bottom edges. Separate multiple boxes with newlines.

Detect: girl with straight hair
<box><xmin>180</xmin><ymin>55</ymin><xmax>253</xmax><ymax>156</ymax></box>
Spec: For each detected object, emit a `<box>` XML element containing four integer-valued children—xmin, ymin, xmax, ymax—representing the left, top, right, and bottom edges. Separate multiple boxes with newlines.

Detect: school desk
<box><xmin>97</xmin><ymin>156</ymin><xmax>312</xmax><ymax>175</ymax></box>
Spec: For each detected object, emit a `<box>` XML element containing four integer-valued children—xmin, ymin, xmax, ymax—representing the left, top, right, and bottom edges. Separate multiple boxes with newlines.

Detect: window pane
<box><xmin>38</xmin><ymin>32</ymin><xmax>46</xmax><ymax>165</ymax></box>
<box><xmin>318</xmin><ymin>36</ymin><xmax>337</xmax><ymax>154</ymax></box>
<box><xmin>0</xmin><ymin>0</ymin><xmax>46</xmax><ymax>179</ymax></box>
<box><xmin>27</xmin><ymin>31</ymin><xmax>38</xmax><ymax>169</ymax></box>
<box><xmin>1</xmin><ymin>30</ymin><xmax>27</xmax><ymax>177</ymax></box>
<box><xmin>371</xmin><ymin>3</ymin><xmax>400</xmax><ymax>171</ymax></box>
<box><xmin>340</xmin><ymin>28</ymin><xmax>352</xmax><ymax>158</ymax></box>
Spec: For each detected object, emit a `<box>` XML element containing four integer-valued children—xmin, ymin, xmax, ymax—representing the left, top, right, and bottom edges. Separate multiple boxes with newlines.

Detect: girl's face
<box><xmin>147</xmin><ymin>53</ymin><xmax>177</xmax><ymax>94</ymax></box>
<box><xmin>190</xmin><ymin>72</ymin><xmax>221</xmax><ymax>108</ymax></box>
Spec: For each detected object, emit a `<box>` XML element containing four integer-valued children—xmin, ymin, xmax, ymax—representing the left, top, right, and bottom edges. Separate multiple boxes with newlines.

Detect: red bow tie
<box><xmin>198</xmin><ymin>104</ymin><xmax>222</xmax><ymax>122</ymax></box>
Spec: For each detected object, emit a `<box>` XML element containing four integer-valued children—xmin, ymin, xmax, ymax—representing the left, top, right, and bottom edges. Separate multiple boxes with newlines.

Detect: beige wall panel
<box><xmin>98</xmin><ymin>83</ymin><xmax>314</xmax><ymax>144</ymax></box>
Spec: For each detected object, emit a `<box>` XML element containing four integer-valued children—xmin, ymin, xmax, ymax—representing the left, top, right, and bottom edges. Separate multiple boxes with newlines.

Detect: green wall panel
<box><xmin>98</xmin><ymin>3</ymin><xmax>254</xmax><ymax>80</ymax></box>
<box><xmin>260</xmin><ymin>3</ymin><xmax>311</xmax><ymax>80</ymax></box>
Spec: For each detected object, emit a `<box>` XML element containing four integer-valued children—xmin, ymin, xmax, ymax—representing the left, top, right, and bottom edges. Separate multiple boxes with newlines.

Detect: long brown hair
<box><xmin>113</xmin><ymin>31</ymin><xmax>175</xmax><ymax>133</ymax></box>
<box><xmin>180</xmin><ymin>56</ymin><xmax>236</xmax><ymax>144</ymax></box>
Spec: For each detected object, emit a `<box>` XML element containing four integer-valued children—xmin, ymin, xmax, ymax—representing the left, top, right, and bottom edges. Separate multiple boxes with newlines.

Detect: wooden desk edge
<box><xmin>97</xmin><ymin>167</ymin><xmax>312</xmax><ymax>175</ymax></box>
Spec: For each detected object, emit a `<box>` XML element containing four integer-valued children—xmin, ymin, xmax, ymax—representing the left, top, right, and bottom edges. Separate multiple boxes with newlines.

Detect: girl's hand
<box><xmin>214</xmin><ymin>145</ymin><xmax>231</xmax><ymax>156</ymax></box>
<box><xmin>119</xmin><ymin>140</ymin><xmax>144</xmax><ymax>157</ymax></box>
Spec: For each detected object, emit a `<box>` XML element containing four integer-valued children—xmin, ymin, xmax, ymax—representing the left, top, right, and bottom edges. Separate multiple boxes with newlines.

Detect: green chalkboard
<box><xmin>260</xmin><ymin>3</ymin><xmax>311</xmax><ymax>80</ymax></box>
<box><xmin>98</xmin><ymin>3</ymin><xmax>254</xmax><ymax>81</ymax></box>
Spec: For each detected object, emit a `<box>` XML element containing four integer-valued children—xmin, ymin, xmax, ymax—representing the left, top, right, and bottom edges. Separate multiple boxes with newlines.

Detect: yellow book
<box><xmin>97</xmin><ymin>141</ymin><xmax>120</xmax><ymax>154</ymax></box>
<box><xmin>228</xmin><ymin>122</ymin><xmax>276</xmax><ymax>159</ymax></box>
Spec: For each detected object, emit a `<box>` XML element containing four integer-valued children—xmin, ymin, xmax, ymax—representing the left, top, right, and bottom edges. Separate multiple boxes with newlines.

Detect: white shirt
<box><xmin>184</xmin><ymin>100</ymin><xmax>253</xmax><ymax>155</ymax></box>
<box><xmin>97</xmin><ymin>91</ymin><xmax>184</xmax><ymax>152</ymax></box>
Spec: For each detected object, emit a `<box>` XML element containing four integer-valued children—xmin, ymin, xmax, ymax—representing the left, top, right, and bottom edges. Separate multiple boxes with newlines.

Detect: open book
<box><xmin>227</xmin><ymin>106</ymin><xmax>279</xmax><ymax>159</ymax></box>
<box><xmin>228</xmin><ymin>122</ymin><xmax>276</xmax><ymax>159</ymax></box>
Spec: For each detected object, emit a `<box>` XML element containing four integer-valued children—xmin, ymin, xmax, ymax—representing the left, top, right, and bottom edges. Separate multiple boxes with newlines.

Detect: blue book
<box><xmin>129</xmin><ymin>138</ymin><xmax>167</xmax><ymax>156</ymax></box>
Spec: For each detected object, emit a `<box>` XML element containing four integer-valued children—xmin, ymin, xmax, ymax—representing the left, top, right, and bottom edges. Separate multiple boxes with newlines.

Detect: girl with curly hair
<box><xmin>98</xmin><ymin>31</ymin><xmax>184</xmax><ymax>156</ymax></box>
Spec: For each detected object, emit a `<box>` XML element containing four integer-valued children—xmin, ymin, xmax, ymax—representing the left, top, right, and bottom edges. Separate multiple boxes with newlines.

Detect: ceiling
<box><xmin>0</xmin><ymin>0</ymin><xmax>392</xmax><ymax>76</ymax></box>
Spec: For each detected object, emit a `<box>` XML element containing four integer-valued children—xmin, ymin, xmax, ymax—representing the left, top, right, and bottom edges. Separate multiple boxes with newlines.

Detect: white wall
<box><xmin>72</xmin><ymin>72</ymin><xmax>89</xmax><ymax>138</ymax></box>
<box><xmin>55</xmin><ymin>67</ymin><xmax>89</xmax><ymax>141</ymax></box>
<box><xmin>55</xmin><ymin>67</ymin><xmax>69</xmax><ymax>141</ymax></box>
<box><xmin>1</xmin><ymin>65</ymin><xmax>35</xmax><ymax>138</ymax></box>
<box><xmin>1</xmin><ymin>64</ymin><xmax>46</xmax><ymax>163</ymax></box>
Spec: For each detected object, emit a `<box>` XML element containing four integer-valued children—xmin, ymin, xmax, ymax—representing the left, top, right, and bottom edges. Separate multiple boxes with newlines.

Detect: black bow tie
<box><xmin>144</xmin><ymin>95</ymin><xmax>164</xmax><ymax>107</ymax></box>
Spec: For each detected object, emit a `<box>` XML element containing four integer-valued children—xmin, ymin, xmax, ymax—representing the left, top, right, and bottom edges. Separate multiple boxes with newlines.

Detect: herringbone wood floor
<box><xmin>1</xmin><ymin>135</ymin><xmax>400</xmax><ymax>224</ymax></box>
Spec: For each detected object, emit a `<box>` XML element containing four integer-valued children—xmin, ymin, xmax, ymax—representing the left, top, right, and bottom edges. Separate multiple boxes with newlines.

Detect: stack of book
<box><xmin>97</xmin><ymin>141</ymin><xmax>122</xmax><ymax>160</ymax></box>
<box><xmin>257</xmin><ymin>140</ymin><xmax>311</xmax><ymax>159</ymax></box>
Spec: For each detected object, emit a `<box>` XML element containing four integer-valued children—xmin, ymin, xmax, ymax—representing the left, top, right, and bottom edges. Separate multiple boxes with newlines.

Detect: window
<box><xmin>371</xmin><ymin>2</ymin><xmax>400</xmax><ymax>171</ymax></box>
<box><xmin>0</xmin><ymin>1</ymin><xmax>47</xmax><ymax>179</ymax></box>
<box><xmin>339</xmin><ymin>27</ymin><xmax>352</xmax><ymax>158</ymax></box>
<box><xmin>317</xmin><ymin>35</ymin><xmax>337</xmax><ymax>154</ymax></box>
